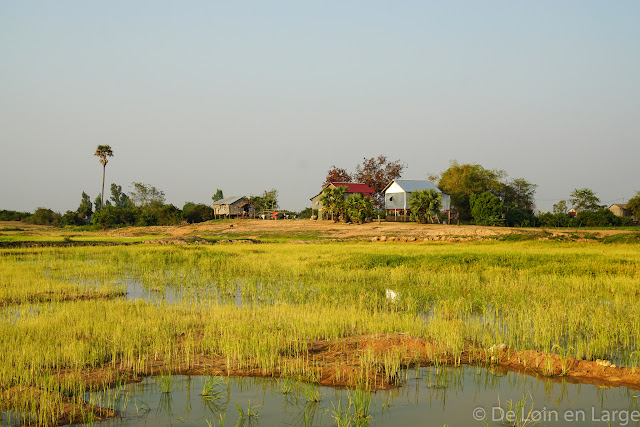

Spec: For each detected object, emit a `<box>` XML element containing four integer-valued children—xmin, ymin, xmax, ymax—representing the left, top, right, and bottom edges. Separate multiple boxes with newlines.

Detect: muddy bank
<box><xmin>4</xmin><ymin>334</ymin><xmax>639</xmax><ymax>426</ymax></box>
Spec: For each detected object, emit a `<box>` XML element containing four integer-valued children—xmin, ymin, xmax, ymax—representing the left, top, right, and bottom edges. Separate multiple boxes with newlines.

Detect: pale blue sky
<box><xmin>1</xmin><ymin>1</ymin><xmax>638</xmax><ymax>213</ymax></box>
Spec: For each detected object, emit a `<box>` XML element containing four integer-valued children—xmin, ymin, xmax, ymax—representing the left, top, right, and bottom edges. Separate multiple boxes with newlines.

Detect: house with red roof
<box><xmin>310</xmin><ymin>182</ymin><xmax>375</xmax><ymax>219</ymax></box>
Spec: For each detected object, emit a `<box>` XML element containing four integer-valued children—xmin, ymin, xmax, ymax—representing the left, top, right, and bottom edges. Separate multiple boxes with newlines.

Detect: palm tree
<box><xmin>319</xmin><ymin>186</ymin><xmax>347</xmax><ymax>221</ymax></box>
<box><xmin>345</xmin><ymin>193</ymin><xmax>374</xmax><ymax>224</ymax></box>
<box><xmin>94</xmin><ymin>145</ymin><xmax>113</xmax><ymax>209</ymax></box>
<box><xmin>408</xmin><ymin>189</ymin><xmax>442</xmax><ymax>224</ymax></box>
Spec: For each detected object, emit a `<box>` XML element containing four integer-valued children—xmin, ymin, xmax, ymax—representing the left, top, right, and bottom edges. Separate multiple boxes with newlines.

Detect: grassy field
<box><xmin>1</xmin><ymin>223</ymin><xmax>639</xmax><ymax>424</ymax></box>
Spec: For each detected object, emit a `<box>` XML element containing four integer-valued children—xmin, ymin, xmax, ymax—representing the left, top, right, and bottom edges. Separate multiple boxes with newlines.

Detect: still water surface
<box><xmin>77</xmin><ymin>366</ymin><xmax>639</xmax><ymax>427</ymax></box>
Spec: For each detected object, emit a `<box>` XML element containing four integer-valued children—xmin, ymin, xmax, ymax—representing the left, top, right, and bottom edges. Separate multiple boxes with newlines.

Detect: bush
<box><xmin>573</xmin><ymin>209</ymin><xmax>622</xmax><ymax>227</ymax></box>
<box><xmin>183</xmin><ymin>203</ymin><xmax>214</xmax><ymax>223</ymax></box>
<box><xmin>0</xmin><ymin>210</ymin><xmax>31</xmax><ymax>221</ymax></box>
<box><xmin>23</xmin><ymin>208</ymin><xmax>62</xmax><ymax>226</ymax></box>
<box><xmin>61</xmin><ymin>210</ymin><xmax>85</xmax><ymax>226</ymax></box>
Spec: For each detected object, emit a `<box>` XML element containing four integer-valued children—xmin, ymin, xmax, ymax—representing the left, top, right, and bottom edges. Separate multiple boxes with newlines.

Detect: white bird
<box><xmin>385</xmin><ymin>289</ymin><xmax>399</xmax><ymax>303</ymax></box>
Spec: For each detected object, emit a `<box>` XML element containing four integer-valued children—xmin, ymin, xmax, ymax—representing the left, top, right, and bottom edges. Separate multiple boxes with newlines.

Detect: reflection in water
<box><xmin>78</xmin><ymin>366</ymin><xmax>639</xmax><ymax>427</ymax></box>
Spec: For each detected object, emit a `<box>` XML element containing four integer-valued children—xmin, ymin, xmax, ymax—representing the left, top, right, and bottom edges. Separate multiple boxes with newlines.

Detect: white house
<box><xmin>383</xmin><ymin>180</ymin><xmax>451</xmax><ymax>214</ymax></box>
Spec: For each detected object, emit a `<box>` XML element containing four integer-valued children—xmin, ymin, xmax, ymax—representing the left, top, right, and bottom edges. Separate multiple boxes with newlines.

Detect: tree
<box><xmin>501</xmin><ymin>178</ymin><xmax>537</xmax><ymax>211</ymax></box>
<box><xmin>470</xmin><ymin>192</ymin><xmax>503</xmax><ymax>226</ymax></box>
<box><xmin>319</xmin><ymin>186</ymin><xmax>347</xmax><ymax>221</ymax></box>
<box><xmin>94</xmin><ymin>194</ymin><xmax>102</xmax><ymax>211</ymax></box>
<box><xmin>76</xmin><ymin>192</ymin><xmax>93</xmax><ymax>218</ymax></box>
<box><xmin>130</xmin><ymin>182</ymin><xmax>166</xmax><ymax>207</ymax></box>
<box><xmin>183</xmin><ymin>202</ymin><xmax>214</xmax><ymax>223</ymax></box>
<box><xmin>324</xmin><ymin>166</ymin><xmax>352</xmax><ymax>186</ymax></box>
<box><xmin>252</xmin><ymin>189</ymin><xmax>278</xmax><ymax>210</ymax></box>
<box><xmin>353</xmin><ymin>155</ymin><xmax>405</xmax><ymax>207</ymax></box>
<box><xmin>626</xmin><ymin>191</ymin><xmax>640</xmax><ymax>218</ymax></box>
<box><xmin>408</xmin><ymin>189</ymin><xmax>442</xmax><ymax>224</ymax></box>
<box><xmin>94</xmin><ymin>145</ymin><xmax>113</xmax><ymax>209</ymax></box>
<box><xmin>553</xmin><ymin>200</ymin><xmax>568</xmax><ymax>215</ymax></box>
<box><xmin>570</xmin><ymin>188</ymin><xmax>601</xmax><ymax>212</ymax></box>
<box><xmin>110</xmin><ymin>183</ymin><xmax>132</xmax><ymax>208</ymax></box>
<box><xmin>212</xmin><ymin>189</ymin><xmax>224</xmax><ymax>202</ymax></box>
<box><xmin>345</xmin><ymin>193</ymin><xmax>375</xmax><ymax>224</ymax></box>
<box><xmin>433</xmin><ymin>161</ymin><xmax>505</xmax><ymax>221</ymax></box>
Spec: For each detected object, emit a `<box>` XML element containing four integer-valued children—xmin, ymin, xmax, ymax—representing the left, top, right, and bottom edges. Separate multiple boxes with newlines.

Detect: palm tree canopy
<box><xmin>94</xmin><ymin>145</ymin><xmax>114</xmax><ymax>166</ymax></box>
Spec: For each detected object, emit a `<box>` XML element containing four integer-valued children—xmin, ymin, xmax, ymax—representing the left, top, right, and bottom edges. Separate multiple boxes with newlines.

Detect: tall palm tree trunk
<box><xmin>101</xmin><ymin>165</ymin><xmax>106</xmax><ymax>209</ymax></box>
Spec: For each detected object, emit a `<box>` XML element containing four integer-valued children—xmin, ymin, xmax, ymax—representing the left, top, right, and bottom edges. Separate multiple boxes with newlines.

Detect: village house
<box><xmin>383</xmin><ymin>179</ymin><xmax>451</xmax><ymax>221</ymax></box>
<box><xmin>310</xmin><ymin>182</ymin><xmax>375</xmax><ymax>219</ymax></box>
<box><xmin>609</xmin><ymin>203</ymin><xmax>632</xmax><ymax>219</ymax></box>
<box><xmin>213</xmin><ymin>196</ymin><xmax>259</xmax><ymax>218</ymax></box>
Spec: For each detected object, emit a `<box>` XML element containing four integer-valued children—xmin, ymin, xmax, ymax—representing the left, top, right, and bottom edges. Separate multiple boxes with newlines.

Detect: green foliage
<box><xmin>23</xmin><ymin>208</ymin><xmax>62</xmax><ymax>226</ymax></box>
<box><xmin>183</xmin><ymin>203</ymin><xmax>214</xmax><ymax>224</ymax></box>
<box><xmin>504</xmin><ymin>207</ymin><xmax>536</xmax><ymax>227</ymax></box>
<box><xmin>0</xmin><ymin>210</ymin><xmax>31</xmax><ymax>221</ymax></box>
<box><xmin>501</xmin><ymin>178</ymin><xmax>537</xmax><ymax>211</ymax></box>
<box><xmin>130</xmin><ymin>182</ymin><xmax>166</xmax><ymax>207</ymax></box>
<box><xmin>212</xmin><ymin>189</ymin><xmax>224</xmax><ymax>202</ymax></box>
<box><xmin>538</xmin><ymin>212</ymin><xmax>572</xmax><ymax>227</ymax></box>
<box><xmin>574</xmin><ymin>208</ymin><xmax>623</xmax><ymax>227</ymax></box>
<box><xmin>345</xmin><ymin>194</ymin><xmax>375</xmax><ymax>224</ymax></box>
<box><xmin>110</xmin><ymin>184</ymin><xmax>132</xmax><ymax>208</ymax></box>
<box><xmin>76</xmin><ymin>192</ymin><xmax>93</xmax><ymax>218</ymax></box>
<box><xmin>408</xmin><ymin>189</ymin><xmax>442</xmax><ymax>224</ymax></box>
<box><xmin>320</xmin><ymin>186</ymin><xmax>347</xmax><ymax>221</ymax></box>
<box><xmin>433</xmin><ymin>161</ymin><xmax>506</xmax><ymax>221</ymax></box>
<box><xmin>298</xmin><ymin>207</ymin><xmax>313</xmax><ymax>219</ymax></box>
<box><xmin>553</xmin><ymin>200</ymin><xmax>568</xmax><ymax>215</ymax></box>
<box><xmin>432</xmin><ymin>161</ymin><xmax>537</xmax><ymax>222</ymax></box>
<box><xmin>252</xmin><ymin>189</ymin><xmax>278</xmax><ymax>210</ymax></box>
<box><xmin>61</xmin><ymin>210</ymin><xmax>85</xmax><ymax>226</ymax></box>
<box><xmin>627</xmin><ymin>191</ymin><xmax>640</xmax><ymax>218</ymax></box>
<box><xmin>570</xmin><ymin>188</ymin><xmax>601</xmax><ymax>212</ymax></box>
<box><xmin>470</xmin><ymin>192</ymin><xmax>503</xmax><ymax>226</ymax></box>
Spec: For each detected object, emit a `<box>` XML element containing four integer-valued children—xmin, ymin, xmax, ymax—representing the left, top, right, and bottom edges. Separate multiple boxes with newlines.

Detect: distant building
<box><xmin>310</xmin><ymin>182</ymin><xmax>375</xmax><ymax>219</ymax></box>
<box><xmin>213</xmin><ymin>196</ymin><xmax>258</xmax><ymax>218</ymax></box>
<box><xmin>609</xmin><ymin>203</ymin><xmax>632</xmax><ymax>218</ymax></box>
<box><xmin>383</xmin><ymin>179</ymin><xmax>451</xmax><ymax>220</ymax></box>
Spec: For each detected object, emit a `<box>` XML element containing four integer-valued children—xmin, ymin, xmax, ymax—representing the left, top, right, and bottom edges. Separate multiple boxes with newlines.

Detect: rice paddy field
<box><xmin>1</xmin><ymin>222</ymin><xmax>639</xmax><ymax>425</ymax></box>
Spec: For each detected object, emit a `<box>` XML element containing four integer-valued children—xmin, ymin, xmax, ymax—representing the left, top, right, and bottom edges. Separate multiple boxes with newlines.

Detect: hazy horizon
<box><xmin>2</xmin><ymin>1</ymin><xmax>638</xmax><ymax>214</ymax></box>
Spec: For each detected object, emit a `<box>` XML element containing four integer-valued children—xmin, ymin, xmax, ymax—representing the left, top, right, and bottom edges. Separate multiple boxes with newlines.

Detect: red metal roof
<box><xmin>329</xmin><ymin>182</ymin><xmax>375</xmax><ymax>194</ymax></box>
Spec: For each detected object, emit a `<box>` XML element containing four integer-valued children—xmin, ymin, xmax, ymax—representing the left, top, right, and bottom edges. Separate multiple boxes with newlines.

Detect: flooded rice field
<box><xmin>74</xmin><ymin>367</ymin><xmax>640</xmax><ymax>426</ymax></box>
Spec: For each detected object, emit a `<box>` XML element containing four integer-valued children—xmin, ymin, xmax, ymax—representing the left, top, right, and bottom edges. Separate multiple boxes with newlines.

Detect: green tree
<box><xmin>94</xmin><ymin>145</ymin><xmax>113</xmax><ymax>209</ymax></box>
<box><xmin>183</xmin><ymin>202</ymin><xmax>214</xmax><ymax>223</ymax></box>
<box><xmin>110</xmin><ymin>183</ymin><xmax>132</xmax><ymax>208</ymax></box>
<box><xmin>553</xmin><ymin>200</ymin><xmax>568</xmax><ymax>215</ymax></box>
<box><xmin>432</xmin><ymin>161</ymin><xmax>505</xmax><ymax>221</ymax></box>
<box><xmin>501</xmin><ymin>178</ymin><xmax>537</xmax><ymax>210</ymax></box>
<box><xmin>319</xmin><ymin>186</ymin><xmax>347</xmax><ymax>221</ymax></box>
<box><xmin>252</xmin><ymin>189</ymin><xmax>278</xmax><ymax>210</ymax></box>
<box><xmin>470</xmin><ymin>192</ymin><xmax>503</xmax><ymax>226</ymax></box>
<box><xmin>130</xmin><ymin>182</ymin><xmax>166</xmax><ymax>207</ymax></box>
<box><xmin>570</xmin><ymin>188</ymin><xmax>601</xmax><ymax>212</ymax></box>
<box><xmin>23</xmin><ymin>208</ymin><xmax>62</xmax><ymax>226</ymax></box>
<box><xmin>76</xmin><ymin>192</ymin><xmax>93</xmax><ymax>218</ymax></box>
<box><xmin>212</xmin><ymin>189</ymin><xmax>224</xmax><ymax>202</ymax></box>
<box><xmin>408</xmin><ymin>189</ymin><xmax>442</xmax><ymax>224</ymax></box>
<box><xmin>345</xmin><ymin>193</ymin><xmax>375</xmax><ymax>224</ymax></box>
<box><xmin>626</xmin><ymin>191</ymin><xmax>640</xmax><ymax>218</ymax></box>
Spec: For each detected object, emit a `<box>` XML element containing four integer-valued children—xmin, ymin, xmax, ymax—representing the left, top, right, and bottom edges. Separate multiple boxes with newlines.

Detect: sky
<box><xmin>1</xmin><ymin>1</ymin><xmax>639</xmax><ymax>213</ymax></box>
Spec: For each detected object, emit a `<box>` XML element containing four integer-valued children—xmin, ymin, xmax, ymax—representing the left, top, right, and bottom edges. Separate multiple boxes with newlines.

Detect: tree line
<box><xmin>322</xmin><ymin>157</ymin><xmax>639</xmax><ymax>227</ymax></box>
